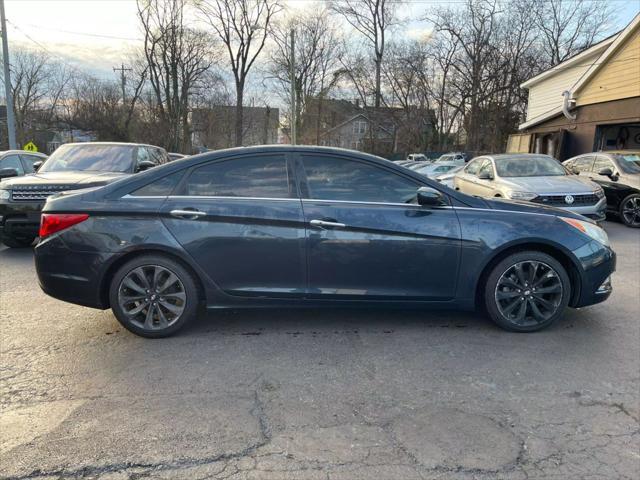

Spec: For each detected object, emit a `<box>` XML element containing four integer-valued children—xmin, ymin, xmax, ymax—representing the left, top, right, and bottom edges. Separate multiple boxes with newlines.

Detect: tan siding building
<box><xmin>509</xmin><ymin>14</ymin><xmax>640</xmax><ymax>160</ymax></box>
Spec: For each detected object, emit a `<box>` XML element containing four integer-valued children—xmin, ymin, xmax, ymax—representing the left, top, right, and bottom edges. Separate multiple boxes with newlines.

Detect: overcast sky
<box><xmin>3</xmin><ymin>0</ymin><xmax>639</xmax><ymax>81</ymax></box>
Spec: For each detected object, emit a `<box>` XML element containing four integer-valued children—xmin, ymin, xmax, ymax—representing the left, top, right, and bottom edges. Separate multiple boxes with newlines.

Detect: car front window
<box><xmin>495</xmin><ymin>156</ymin><xmax>566</xmax><ymax>177</ymax></box>
<box><xmin>302</xmin><ymin>155</ymin><xmax>419</xmax><ymax>204</ymax></box>
<box><xmin>40</xmin><ymin>144</ymin><xmax>136</xmax><ymax>173</ymax></box>
<box><xmin>613</xmin><ymin>153</ymin><xmax>640</xmax><ymax>174</ymax></box>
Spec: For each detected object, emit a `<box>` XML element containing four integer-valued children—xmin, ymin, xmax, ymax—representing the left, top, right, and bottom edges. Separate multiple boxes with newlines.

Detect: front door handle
<box><xmin>170</xmin><ymin>209</ymin><xmax>206</xmax><ymax>219</ymax></box>
<box><xmin>310</xmin><ymin>219</ymin><xmax>346</xmax><ymax>229</ymax></box>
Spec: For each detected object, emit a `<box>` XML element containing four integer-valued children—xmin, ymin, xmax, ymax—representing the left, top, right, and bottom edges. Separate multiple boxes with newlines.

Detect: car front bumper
<box><xmin>571</xmin><ymin>239</ymin><xmax>616</xmax><ymax>308</ymax></box>
<box><xmin>0</xmin><ymin>199</ymin><xmax>43</xmax><ymax>240</ymax></box>
<box><xmin>551</xmin><ymin>197</ymin><xmax>607</xmax><ymax>222</ymax></box>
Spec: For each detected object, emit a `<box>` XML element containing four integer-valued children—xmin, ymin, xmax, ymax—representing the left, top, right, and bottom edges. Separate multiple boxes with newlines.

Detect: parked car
<box><xmin>168</xmin><ymin>153</ymin><xmax>186</xmax><ymax>161</ymax></box>
<box><xmin>34</xmin><ymin>146</ymin><xmax>614</xmax><ymax>338</ymax></box>
<box><xmin>0</xmin><ymin>142</ymin><xmax>168</xmax><ymax>248</ymax></box>
<box><xmin>414</xmin><ymin>162</ymin><xmax>461</xmax><ymax>178</ymax></box>
<box><xmin>406</xmin><ymin>153</ymin><xmax>428</xmax><ymax>162</ymax></box>
<box><xmin>0</xmin><ymin>150</ymin><xmax>48</xmax><ymax>180</ymax></box>
<box><xmin>563</xmin><ymin>151</ymin><xmax>640</xmax><ymax>228</ymax></box>
<box><xmin>406</xmin><ymin>161</ymin><xmax>432</xmax><ymax>170</ymax></box>
<box><xmin>434</xmin><ymin>165</ymin><xmax>465</xmax><ymax>188</ymax></box>
<box><xmin>436</xmin><ymin>152</ymin><xmax>467</xmax><ymax>165</ymax></box>
<box><xmin>454</xmin><ymin>154</ymin><xmax>607</xmax><ymax>221</ymax></box>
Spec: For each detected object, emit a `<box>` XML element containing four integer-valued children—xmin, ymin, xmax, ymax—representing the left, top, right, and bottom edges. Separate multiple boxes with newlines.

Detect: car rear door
<box><xmin>296</xmin><ymin>152</ymin><xmax>461</xmax><ymax>300</ymax></box>
<box><xmin>159</xmin><ymin>153</ymin><xmax>307</xmax><ymax>297</ymax></box>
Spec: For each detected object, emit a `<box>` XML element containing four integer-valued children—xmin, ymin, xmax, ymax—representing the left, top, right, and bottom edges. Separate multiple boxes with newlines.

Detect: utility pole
<box><xmin>289</xmin><ymin>28</ymin><xmax>296</xmax><ymax>145</ymax></box>
<box><xmin>1</xmin><ymin>0</ymin><xmax>17</xmax><ymax>149</ymax></box>
<box><xmin>113</xmin><ymin>63</ymin><xmax>132</xmax><ymax>104</ymax></box>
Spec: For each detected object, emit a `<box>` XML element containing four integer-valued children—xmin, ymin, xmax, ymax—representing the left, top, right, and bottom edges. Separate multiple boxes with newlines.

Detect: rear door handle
<box><xmin>310</xmin><ymin>219</ymin><xmax>346</xmax><ymax>229</ymax></box>
<box><xmin>170</xmin><ymin>209</ymin><xmax>206</xmax><ymax>219</ymax></box>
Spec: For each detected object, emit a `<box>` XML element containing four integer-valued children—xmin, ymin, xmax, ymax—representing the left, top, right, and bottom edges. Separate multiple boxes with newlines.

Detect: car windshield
<box><xmin>495</xmin><ymin>156</ymin><xmax>566</xmax><ymax>177</ymax></box>
<box><xmin>40</xmin><ymin>144</ymin><xmax>136</xmax><ymax>173</ymax></box>
<box><xmin>613</xmin><ymin>153</ymin><xmax>640</xmax><ymax>174</ymax></box>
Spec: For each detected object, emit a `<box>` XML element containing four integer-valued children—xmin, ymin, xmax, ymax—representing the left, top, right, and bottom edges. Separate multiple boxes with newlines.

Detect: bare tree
<box><xmin>4</xmin><ymin>50</ymin><xmax>70</xmax><ymax>145</ymax></box>
<box><xmin>269</xmin><ymin>8</ymin><xmax>343</xmax><ymax>142</ymax></box>
<box><xmin>330</xmin><ymin>0</ymin><xmax>397</xmax><ymax>108</ymax></box>
<box><xmin>533</xmin><ymin>0</ymin><xmax>613</xmax><ymax>67</ymax></box>
<box><xmin>429</xmin><ymin>0</ymin><xmax>503</xmax><ymax>153</ymax></box>
<box><xmin>196</xmin><ymin>0</ymin><xmax>282</xmax><ymax>146</ymax></box>
<box><xmin>137</xmin><ymin>0</ymin><xmax>215</xmax><ymax>152</ymax></box>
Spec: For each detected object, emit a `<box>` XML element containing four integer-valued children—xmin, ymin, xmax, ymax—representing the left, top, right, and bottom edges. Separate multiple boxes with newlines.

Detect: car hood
<box><xmin>499</xmin><ymin>175</ymin><xmax>597</xmax><ymax>194</ymax></box>
<box><xmin>1</xmin><ymin>171</ymin><xmax>129</xmax><ymax>188</ymax></box>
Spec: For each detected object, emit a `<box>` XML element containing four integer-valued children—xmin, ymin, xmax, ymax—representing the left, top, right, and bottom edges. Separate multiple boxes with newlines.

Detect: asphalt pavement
<box><xmin>0</xmin><ymin>221</ymin><xmax>638</xmax><ymax>479</ymax></box>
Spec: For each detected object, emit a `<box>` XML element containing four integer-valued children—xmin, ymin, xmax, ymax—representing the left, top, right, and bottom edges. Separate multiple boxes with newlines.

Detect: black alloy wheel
<box><xmin>620</xmin><ymin>194</ymin><xmax>640</xmax><ymax>228</ymax></box>
<box><xmin>484</xmin><ymin>251</ymin><xmax>571</xmax><ymax>332</ymax></box>
<box><xmin>109</xmin><ymin>255</ymin><xmax>199</xmax><ymax>338</ymax></box>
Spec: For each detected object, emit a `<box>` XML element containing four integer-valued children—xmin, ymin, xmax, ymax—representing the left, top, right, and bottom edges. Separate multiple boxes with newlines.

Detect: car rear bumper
<box><xmin>35</xmin><ymin>235</ymin><xmax>111</xmax><ymax>309</ymax></box>
<box><xmin>571</xmin><ymin>240</ymin><xmax>616</xmax><ymax>308</ymax></box>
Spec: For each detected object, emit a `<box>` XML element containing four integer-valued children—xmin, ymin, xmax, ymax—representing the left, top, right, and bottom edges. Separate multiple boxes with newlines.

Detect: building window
<box><xmin>353</xmin><ymin>120</ymin><xmax>367</xmax><ymax>135</ymax></box>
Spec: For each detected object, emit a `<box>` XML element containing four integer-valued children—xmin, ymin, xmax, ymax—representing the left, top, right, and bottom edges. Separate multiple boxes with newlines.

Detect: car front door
<box><xmin>160</xmin><ymin>153</ymin><xmax>306</xmax><ymax>297</ymax></box>
<box><xmin>590</xmin><ymin>155</ymin><xmax>624</xmax><ymax>210</ymax></box>
<box><xmin>297</xmin><ymin>153</ymin><xmax>461</xmax><ymax>300</ymax></box>
<box><xmin>455</xmin><ymin>158</ymin><xmax>484</xmax><ymax>195</ymax></box>
<box><xmin>473</xmin><ymin>159</ymin><xmax>496</xmax><ymax>197</ymax></box>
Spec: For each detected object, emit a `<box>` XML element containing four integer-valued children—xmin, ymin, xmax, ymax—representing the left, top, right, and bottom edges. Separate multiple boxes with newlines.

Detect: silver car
<box><xmin>454</xmin><ymin>154</ymin><xmax>606</xmax><ymax>221</ymax></box>
<box><xmin>414</xmin><ymin>161</ymin><xmax>461</xmax><ymax>178</ymax></box>
<box><xmin>434</xmin><ymin>165</ymin><xmax>465</xmax><ymax>188</ymax></box>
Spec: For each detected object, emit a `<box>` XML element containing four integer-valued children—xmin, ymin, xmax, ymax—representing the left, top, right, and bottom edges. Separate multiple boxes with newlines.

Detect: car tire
<box><xmin>1</xmin><ymin>235</ymin><xmax>35</xmax><ymax>248</ymax></box>
<box><xmin>619</xmin><ymin>193</ymin><xmax>640</xmax><ymax>228</ymax></box>
<box><xmin>484</xmin><ymin>251</ymin><xmax>571</xmax><ymax>332</ymax></box>
<box><xmin>109</xmin><ymin>254</ymin><xmax>199</xmax><ymax>338</ymax></box>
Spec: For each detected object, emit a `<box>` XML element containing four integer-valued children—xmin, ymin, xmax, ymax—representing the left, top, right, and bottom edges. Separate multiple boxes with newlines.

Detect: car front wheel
<box><xmin>109</xmin><ymin>255</ymin><xmax>199</xmax><ymax>338</ymax></box>
<box><xmin>619</xmin><ymin>193</ymin><xmax>640</xmax><ymax>228</ymax></box>
<box><xmin>484</xmin><ymin>251</ymin><xmax>571</xmax><ymax>332</ymax></box>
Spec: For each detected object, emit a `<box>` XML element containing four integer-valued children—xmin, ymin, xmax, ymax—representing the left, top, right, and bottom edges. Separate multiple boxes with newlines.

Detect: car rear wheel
<box><xmin>109</xmin><ymin>255</ymin><xmax>199</xmax><ymax>338</ymax></box>
<box><xmin>1</xmin><ymin>235</ymin><xmax>35</xmax><ymax>248</ymax></box>
<box><xmin>619</xmin><ymin>194</ymin><xmax>640</xmax><ymax>228</ymax></box>
<box><xmin>484</xmin><ymin>251</ymin><xmax>570</xmax><ymax>332</ymax></box>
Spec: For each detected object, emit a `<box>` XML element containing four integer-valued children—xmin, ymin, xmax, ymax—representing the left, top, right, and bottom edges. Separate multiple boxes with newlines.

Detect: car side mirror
<box><xmin>416</xmin><ymin>186</ymin><xmax>446</xmax><ymax>206</ymax></box>
<box><xmin>135</xmin><ymin>160</ymin><xmax>156</xmax><ymax>172</ymax></box>
<box><xmin>570</xmin><ymin>166</ymin><xmax>580</xmax><ymax>175</ymax></box>
<box><xmin>32</xmin><ymin>161</ymin><xmax>43</xmax><ymax>171</ymax></box>
<box><xmin>597</xmin><ymin>167</ymin><xmax>614</xmax><ymax>178</ymax></box>
<box><xmin>477</xmin><ymin>170</ymin><xmax>493</xmax><ymax>180</ymax></box>
<box><xmin>0</xmin><ymin>168</ymin><xmax>19</xmax><ymax>179</ymax></box>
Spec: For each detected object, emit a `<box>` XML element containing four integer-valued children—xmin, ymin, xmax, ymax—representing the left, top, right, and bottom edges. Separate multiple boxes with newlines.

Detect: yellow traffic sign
<box><xmin>23</xmin><ymin>141</ymin><xmax>38</xmax><ymax>152</ymax></box>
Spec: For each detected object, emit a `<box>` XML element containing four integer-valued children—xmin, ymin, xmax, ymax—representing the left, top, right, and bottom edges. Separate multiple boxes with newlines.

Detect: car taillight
<box><xmin>39</xmin><ymin>213</ymin><xmax>89</xmax><ymax>238</ymax></box>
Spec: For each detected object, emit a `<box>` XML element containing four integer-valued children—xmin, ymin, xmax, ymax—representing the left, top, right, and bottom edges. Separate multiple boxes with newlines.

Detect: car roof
<box><xmin>59</xmin><ymin>142</ymin><xmax>164</xmax><ymax>149</ymax></box>
<box><xmin>598</xmin><ymin>150</ymin><xmax>640</xmax><ymax>155</ymax></box>
<box><xmin>0</xmin><ymin>150</ymin><xmax>47</xmax><ymax>156</ymax></box>
<box><xmin>481</xmin><ymin>153</ymin><xmax>555</xmax><ymax>161</ymax></box>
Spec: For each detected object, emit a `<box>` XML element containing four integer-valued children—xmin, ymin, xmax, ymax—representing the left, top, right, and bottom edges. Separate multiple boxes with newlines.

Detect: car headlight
<box><xmin>508</xmin><ymin>191</ymin><xmax>538</xmax><ymax>201</ymax></box>
<box><xmin>594</xmin><ymin>187</ymin><xmax>605</xmax><ymax>199</ymax></box>
<box><xmin>560</xmin><ymin>216</ymin><xmax>610</xmax><ymax>247</ymax></box>
<box><xmin>0</xmin><ymin>189</ymin><xmax>10</xmax><ymax>200</ymax></box>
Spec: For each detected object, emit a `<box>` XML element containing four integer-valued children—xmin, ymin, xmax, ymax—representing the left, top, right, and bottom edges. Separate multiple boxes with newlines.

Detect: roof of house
<box><xmin>519</xmin><ymin>13</ymin><xmax>640</xmax><ymax>130</ymax></box>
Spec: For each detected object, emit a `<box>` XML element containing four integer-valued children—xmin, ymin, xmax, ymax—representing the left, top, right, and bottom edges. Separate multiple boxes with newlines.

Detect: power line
<box><xmin>6</xmin><ymin>19</ymin><xmax>91</xmax><ymax>76</ymax></box>
<box><xmin>19</xmin><ymin>23</ymin><xmax>141</xmax><ymax>41</ymax></box>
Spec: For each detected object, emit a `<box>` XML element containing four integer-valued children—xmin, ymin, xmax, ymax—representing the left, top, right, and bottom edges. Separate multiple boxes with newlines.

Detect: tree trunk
<box><xmin>235</xmin><ymin>81</ymin><xmax>244</xmax><ymax>147</ymax></box>
<box><xmin>374</xmin><ymin>57</ymin><xmax>381</xmax><ymax>108</ymax></box>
